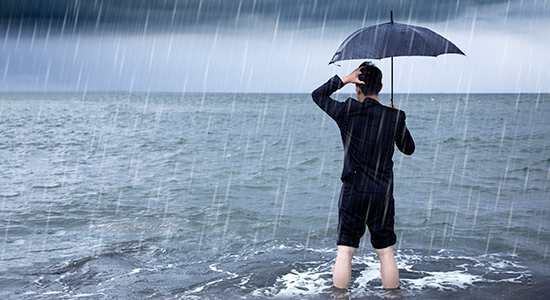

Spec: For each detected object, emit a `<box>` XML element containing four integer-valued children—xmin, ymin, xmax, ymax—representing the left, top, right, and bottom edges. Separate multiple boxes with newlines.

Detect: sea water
<box><xmin>0</xmin><ymin>92</ymin><xmax>548</xmax><ymax>299</ymax></box>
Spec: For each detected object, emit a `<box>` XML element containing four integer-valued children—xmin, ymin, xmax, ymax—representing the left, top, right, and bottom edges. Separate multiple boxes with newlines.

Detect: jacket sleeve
<box><xmin>311</xmin><ymin>75</ymin><xmax>345</xmax><ymax>120</ymax></box>
<box><xmin>395</xmin><ymin>111</ymin><xmax>415</xmax><ymax>155</ymax></box>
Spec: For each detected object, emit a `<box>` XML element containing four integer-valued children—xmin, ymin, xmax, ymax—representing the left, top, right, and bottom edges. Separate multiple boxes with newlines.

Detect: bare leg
<box><xmin>375</xmin><ymin>245</ymin><xmax>399</xmax><ymax>288</ymax></box>
<box><xmin>333</xmin><ymin>245</ymin><xmax>356</xmax><ymax>289</ymax></box>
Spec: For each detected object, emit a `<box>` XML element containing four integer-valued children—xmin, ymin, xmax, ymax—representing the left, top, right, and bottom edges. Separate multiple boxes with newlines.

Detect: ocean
<box><xmin>0</xmin><ymin>92</ymin><xmax>549</xmax><ymax>299</ymax></box>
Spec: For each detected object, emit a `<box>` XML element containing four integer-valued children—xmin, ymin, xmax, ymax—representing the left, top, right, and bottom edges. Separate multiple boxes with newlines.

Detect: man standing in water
<box><xmin>311</xmin><ymin>62</ymin><xmax>415</xmax><ymax>289</ymax></box>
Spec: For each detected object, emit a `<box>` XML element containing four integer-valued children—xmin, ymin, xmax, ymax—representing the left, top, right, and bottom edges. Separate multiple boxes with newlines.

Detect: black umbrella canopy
<box><xmin>329</xmin><ymin>21</ymin><xmax>465</xmax><ymax>63</ymax></box>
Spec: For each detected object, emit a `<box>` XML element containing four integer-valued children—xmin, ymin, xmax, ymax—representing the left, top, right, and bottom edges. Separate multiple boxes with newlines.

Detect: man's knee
<box><xmin>337</xmin><ymin>245</ymin><xmax>356</xmax><ymax>258</ymax></box>
<box><xmin>375</xmin><ymin>245</ymin><xmax>394</xmax><ymax>258</ymax></box>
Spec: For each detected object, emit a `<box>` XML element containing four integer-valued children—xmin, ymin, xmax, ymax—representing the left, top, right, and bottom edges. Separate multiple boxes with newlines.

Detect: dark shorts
<box><xmin>337</xmin><ymin>180</ymin><xmax>397</xmax><ymax>249</ymax></box>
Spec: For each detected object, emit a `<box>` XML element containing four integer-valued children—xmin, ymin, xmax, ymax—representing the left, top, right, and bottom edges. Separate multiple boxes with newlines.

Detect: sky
<box><xmin>0</xmin><ymin>0</ymin><xmax>549</xmax><ymax>94</ymax></box>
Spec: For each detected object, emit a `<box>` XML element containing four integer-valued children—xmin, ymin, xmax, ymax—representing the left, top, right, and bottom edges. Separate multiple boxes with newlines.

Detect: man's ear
<box><xmin>379</xmin><ymin>83</ymin><xmax>383</xmax><ymax>93</ymax></box>
<box><xmin>355</xmin><ymin>85</ymin><xmax>362</xmax><ymax>96</ymax></box>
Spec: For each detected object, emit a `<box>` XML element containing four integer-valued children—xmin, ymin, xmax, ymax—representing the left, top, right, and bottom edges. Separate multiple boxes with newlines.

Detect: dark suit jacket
<box><xmin>312</xmin><ymin>75</ymin><xmax>415</xmax><ymax>196</ymax></box>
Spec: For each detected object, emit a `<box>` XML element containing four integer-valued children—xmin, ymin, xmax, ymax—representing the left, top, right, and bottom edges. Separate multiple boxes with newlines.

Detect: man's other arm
<box><xmin>395</xmin><ymin>113</ymin><xmax>415</xmax><ymax>155</ymax></box>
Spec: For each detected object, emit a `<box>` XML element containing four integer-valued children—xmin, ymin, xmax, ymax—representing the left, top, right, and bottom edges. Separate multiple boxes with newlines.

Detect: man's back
<box><xmin>312</xmin><ymin>76</ymin><xmax>415</xmax><ymax>194</ymax></box>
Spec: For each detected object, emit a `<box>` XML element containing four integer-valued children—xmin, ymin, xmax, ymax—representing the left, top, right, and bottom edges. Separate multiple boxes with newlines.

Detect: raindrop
<box><xmin>472</xmin><ymin>190</ymin><xmax>481</xmax><ymax>229</ymax></box>
<box><xmin>133</xmin><ymin>161</ymin><xmax>140</xmax><ymax>187</ymax></box>
<box><xmin>73</xmin><ymin>35</ymin><xmax>81</xmax><ymax>64</ymax></box>
<box><xmin>143</xmin><ymin>9</ymin><xmax>150</xmax><ymax>38</ymax></box>
<box><xmin>467</xmin><ymin>8</ymin><xmax>477</xmax><ymax>50</ymax></box>
<box><xmin>196</xmin><ymin>0</ymin><xmax>203</xmax><ymax>24</ymax></box>
<box><xmin>494</xmin><ymin>158</ymin><xmax>510</xmax><ymax>210</ymax></box>
<box><xmin>460</xmin><ymin>144</ymin><xmax>470</xmax><ymax>179</ymax></box>
<box><xmin>138</xmin><ymin>231</ymin><xmax>144</xmax><ymax>253</ymax></box>
<box><xmin>523</xmin><ymin>167</ymin><xmax>530</xmax><ymax>192</ymax></box>
<box><xmin>147</xmin><ymin>39</ymin><xmax>157</xmax><ymax>74</ymax></box>
<box><xmin>92</xmin><ymin>230</ymin><xmax>103</xmax><ymax>258</ymax></box>
<box><xmin>318</xmin><ymin>151</ymin><xmax>326</xmax><ymax>181</ymax></box>
<box><xmin>485</xmin><ymin>226</ymin><xmax>493</xmax><ymax>254</ymax></box>
<box><xmin>252</xmin><ymin>226</ymin><xmax>260</xmax><ymax>253</ymax></box>
<box><xmin>447</xmin><ymin>156</ymin><xmax>456</xmax><ymax>193</ymax></box>
<box><xmin>43</xmin><ymin>59</ymin><xmax>52</xmax><ymax>89</ymax></box>
<box><xmin>235</xmin><ymin>0</ymin><xmax>243</xmax><ymax>26</ymax></box>
<box><xmin>3</xmin><ymin>54</ymin><xmax>10</xmax><ymax>81</ymax></box>
<box><xmin>30</xmin><ymin>21</ymin><xmax>37</xmax><ymax>50</ymax></box>
<box><xmin>166</xmin><ymin>34</ymin><xmax>175</xmax><ymax>65</ymax></box>
<box><xmin>214</xmin><ymin>185</ymin><xmax>223</xmax><ymax>227</ymax></box>
<box><xmin>273</xmin><ymin>175</ymin><xmax>290</xmax><ymax>238</ymax></box>
<box><xmin>258</xmin><ymin>139</ymin><xmax>267</xmax><ymax>168</ymax></box>
<box><xmin>280</xmin><ymin>101</ymin><xmax>288</xmax><ymax>132</ymax></box>
<box><xmin>465</xmin><ymin>187</ymin><xmax>473</xmax><ymax>213</ymax></box>
<box><xmin>95</xmin><ymin>1</ymin><xmax>103</xmax><ymax>30</ymax></box>
<box><xmin>189</xmin><ymin>156</ymin><xmax>196</xmax><ymax>185</ymax></box>
<box><xmin>507</xmin><ymin>197</ymin><xmax>515</xmax><ymax>229</ymax></box>
<box><xmin>431</xmin><ymin>143</ymin><xmax>439</xmax><ymax>172</ymax></box>
<box><xmin>73</xmin><ymin>0</ymin><xmax>80</xmax><ymax>33</ymax></box>
<box><xmin>98</xmin><ymin>143</ymin><xmax>107</xmax><ymax>173</ymax></box>
<box><xmin>222</xmin><ymin>206</ymin><xmax>232</xmax><ymax>245</ymax></box>
<box><xmin>222</xmin><ymin>133</ymin><xmax>230</xmax><ymax>160</ymax></box>
<box><xmin>512</xmin><ymin>236</ymin><xmax>519</xmax><ymax>256</ymax></box>
<box><xmin>171</xmin><ymin>0</ymin><xmax>178</xmax><ymax>26</ymax></box>
<box><xmin>426</xmin><ymin>188</ymin><xmax>434</xmax><ymax>223</ymax></box>
<box><xmin>499</xmin><ymin>120</ymin><xmax>507</xmax><ymax>150</ymax></box>
<box><xmin>224</xmin><ymin>170</ymin><xmax>232</xmax><ymax>204</ymax></box>
<box><xmin>304</xmin><ymin>224</ymin><xmax>312</xmax><ymax>258</ymax></box>
<box><xmin>271</xmin><ymin>9</ymin><xmax>280</xmax><ymax>50</ymax></box>
<box><xmin>274</xmin><ymin>178</ymin><xmax>283</xmax><ymax>205</ymax></box>
<box><xmin>143</xmin><ymin>92</ymin><xmax>150</xmax><ymax>114</ymax></box>
<box><xmin>0</xmin><ymin>213</ymin><xmax>11</xmax><ymax>268</ymax></box>
<box><xmin>428</xmin><ymin>227</ymin><xmax>436</xmax><ymax>255</ymax></box>
<box><xmin>40</xmin><ymin>204</ymin><xmax>53</xmax><ymax>259</ymax></box>
<box><xmin>115</xmin><ymin>191</ymin><xmax>123</xmax><ymax>216</ymax></box>
<box><xmin>441</xmin><ymin>214</ymin><xmax>450</xmax><ymax>247</ymax></box>
<box><xmin>462</xmin><ymin>118</ymin><xmax>469</xmax><ymax>141</ymax></box>
<box><xmin>451</xmin><ymin>195</ymin><xmax>460</xmax><ymax>238</ymax></box>
<box><xmin>15</xmin><ymin>18</ymin><xmax>22</xmax><ymax>50</ymax></box>
<box><xmin>154</xmin><ymin>101</ymin><xmax>164</xmax><ymax>132</ymax></box>
<box><xmin>162</xmin><ymin>188</ymin><xmax>171</xmax><ymax>225</ymax></box>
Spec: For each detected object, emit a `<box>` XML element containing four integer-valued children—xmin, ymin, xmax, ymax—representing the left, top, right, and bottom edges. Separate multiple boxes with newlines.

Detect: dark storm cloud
<box><xmin>0</xmin><ymin>0</ymin><xmax>534</xmax><ymax>36</ymax></box>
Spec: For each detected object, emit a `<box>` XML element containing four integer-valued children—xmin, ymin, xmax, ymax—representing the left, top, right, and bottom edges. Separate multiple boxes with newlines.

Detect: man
<box><xmin>311</xmin><ymin>62</ymin><xmax>415</xmax><ymax>289</ymax></box>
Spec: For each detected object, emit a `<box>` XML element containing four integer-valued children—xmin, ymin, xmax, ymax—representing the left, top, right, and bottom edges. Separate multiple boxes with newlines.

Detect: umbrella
<box><xmin>329</xmin><ymin>11</ymin><xmax>465</xmax><ymax>105</ymax></box>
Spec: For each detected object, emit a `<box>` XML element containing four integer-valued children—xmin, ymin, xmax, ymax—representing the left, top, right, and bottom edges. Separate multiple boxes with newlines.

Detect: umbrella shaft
<box><xmin>391</xmin><ymin>57</ymin><xmax>393</xmax><ymax>106</ymax></box>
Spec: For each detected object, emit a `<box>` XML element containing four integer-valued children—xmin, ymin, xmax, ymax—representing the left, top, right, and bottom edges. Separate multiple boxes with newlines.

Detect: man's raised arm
<box><xmin>311</xmin><ymin>68</ymin><xmax>364</xmax><ymax>120</ymax></box>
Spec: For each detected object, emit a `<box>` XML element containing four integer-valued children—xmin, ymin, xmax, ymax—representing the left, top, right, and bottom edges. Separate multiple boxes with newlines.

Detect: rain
<box><xmin>1</xmin><ymin>0</ymin><xmax>550</xmax><ymax>298</ymax></box>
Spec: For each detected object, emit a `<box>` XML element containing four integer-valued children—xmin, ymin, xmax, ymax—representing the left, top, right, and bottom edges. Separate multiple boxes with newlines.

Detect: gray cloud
<box><xmin>1</xmin><ymin>0</ymin><xmax>537</xmax><ymax>36</ymax></box>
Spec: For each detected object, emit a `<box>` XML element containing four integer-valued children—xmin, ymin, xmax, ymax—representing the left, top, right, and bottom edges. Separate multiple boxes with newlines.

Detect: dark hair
<box><xmin>357</xmin><ymin>61</ymin><xmax>382</xmax><ymax>96</ymax></box>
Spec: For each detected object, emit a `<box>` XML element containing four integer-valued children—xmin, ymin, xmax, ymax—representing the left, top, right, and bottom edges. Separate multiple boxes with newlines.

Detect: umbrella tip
<box><xmin>391</xmin><ymin>11</ymin><xmax>393</xmax><ymax>23</ymax></box>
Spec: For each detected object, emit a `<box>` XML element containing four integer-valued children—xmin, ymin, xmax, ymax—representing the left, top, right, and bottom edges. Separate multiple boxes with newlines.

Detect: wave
<box><xmin>252</xmin><ymin>249</ymin><xmax>530</xmax><ymax>299</ymax></box>
<box><xmin>180</xmin><ymin>245</ymin><xmax>531</xmax><ymax>299</ymax></box>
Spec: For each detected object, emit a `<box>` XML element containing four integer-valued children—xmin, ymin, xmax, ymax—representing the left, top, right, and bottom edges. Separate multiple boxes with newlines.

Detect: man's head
<box><xmin>356</xmin><ymin>61</ymin><xmax>382</xmax><ymax>97</ymax></box>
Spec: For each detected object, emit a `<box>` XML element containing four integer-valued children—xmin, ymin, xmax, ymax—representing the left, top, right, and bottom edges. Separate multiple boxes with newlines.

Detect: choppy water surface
<box><xmin>0</xmin><ymin>92</ymin><xmax>549</xmax><ymax>299</ymax></box>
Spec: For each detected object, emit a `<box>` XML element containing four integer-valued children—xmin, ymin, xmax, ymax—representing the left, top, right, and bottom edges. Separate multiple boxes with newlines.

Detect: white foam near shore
<box><xmin>261</xmin><ymin>249</ymin><xmax>531</xmax><ymax>298</ymax></box>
